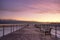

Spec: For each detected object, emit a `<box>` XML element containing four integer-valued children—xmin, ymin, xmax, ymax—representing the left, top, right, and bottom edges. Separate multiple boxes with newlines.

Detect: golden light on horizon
<box><xmin>10</xmin><ymin>13</ymin><xmax>60</xmax><ymax>22</ymax></box>
<box><xmin>1</xmin><ymin>13</ymin><xmax>60</xmax><ymax>22</ymax></box>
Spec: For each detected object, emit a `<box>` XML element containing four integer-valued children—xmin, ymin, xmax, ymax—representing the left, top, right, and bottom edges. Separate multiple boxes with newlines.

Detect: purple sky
<box><xmin>0</xmin><ymin>0</ymin><xmax>60</xmax><ymax>22</ymax></box>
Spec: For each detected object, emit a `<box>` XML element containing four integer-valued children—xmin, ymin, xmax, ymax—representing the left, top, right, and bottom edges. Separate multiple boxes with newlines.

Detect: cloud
<box><xmin>28</xmin><ymin>0</ymin><xmax>60</xmax><ymax>13</ymax></box>
<box><xmin>0</xmin><ymin>0</ymin><xmax>60</xmax><ymax>13</ymax></box>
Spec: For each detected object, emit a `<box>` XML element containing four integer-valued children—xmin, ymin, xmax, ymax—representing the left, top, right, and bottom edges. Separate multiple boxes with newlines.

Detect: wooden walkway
<box><xmin>0</xmin><ymin>24</ymin><xmax>60</xmax><ymax>40</ymax></box>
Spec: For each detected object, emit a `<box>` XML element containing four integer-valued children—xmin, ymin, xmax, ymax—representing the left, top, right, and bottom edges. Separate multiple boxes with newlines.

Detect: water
<box><xmin>0</xmin><ymin>27</ymin><xmax>3</xmax><ymax>37</ymax></box>
<box><xmin>0</xmin><ymin>25</ymin><xmax>24</xmax><ymax>37</ymax></box>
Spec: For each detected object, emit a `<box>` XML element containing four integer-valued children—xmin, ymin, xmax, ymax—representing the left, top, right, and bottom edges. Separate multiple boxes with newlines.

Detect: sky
<box><xmin>0</xmin><ymin>0</ymin><xmax>60</xmax><ymax>22</ymax></box>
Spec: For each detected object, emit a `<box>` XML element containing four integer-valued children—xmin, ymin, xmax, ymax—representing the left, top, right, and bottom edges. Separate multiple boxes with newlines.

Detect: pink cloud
<box><xmin>28</xmin><ymin>1</ymin><xmax>60</xmax><ymax>14</ymax></box>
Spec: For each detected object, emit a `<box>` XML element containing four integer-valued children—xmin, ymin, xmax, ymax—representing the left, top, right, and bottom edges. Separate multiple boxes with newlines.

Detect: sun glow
<box><xmin>1</xmin><ymin>13</ymin><xmax>60</xmax><ymax>22</ymax></box>
<box><xmin>35</xmin><ymin>13</ymin><xmax>60</xmax><ymax>22</ymax></box>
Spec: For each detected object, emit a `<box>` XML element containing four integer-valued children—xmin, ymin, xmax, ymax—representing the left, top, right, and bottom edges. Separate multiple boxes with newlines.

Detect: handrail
<box><xmin>0</xmin><ymin>24</ymin><xmax>26</xmax><ymax>37</ymax></box>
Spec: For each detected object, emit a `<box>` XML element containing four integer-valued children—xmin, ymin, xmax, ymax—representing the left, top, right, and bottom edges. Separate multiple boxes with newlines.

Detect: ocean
<box><xmin>0</xmin><ymin>24</ymin><xmax>25</xmax><ymax>37</ymax></box>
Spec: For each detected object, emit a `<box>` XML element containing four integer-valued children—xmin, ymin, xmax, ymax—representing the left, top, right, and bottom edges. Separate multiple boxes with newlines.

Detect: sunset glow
<box><xmin>0</xmin><ymin>0</ymin><xmax>60</xmax><ymax>22</ymax></box>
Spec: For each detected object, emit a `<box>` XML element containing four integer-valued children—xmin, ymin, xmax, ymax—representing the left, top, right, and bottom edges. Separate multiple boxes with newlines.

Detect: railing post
<box><xmin>3</xmin><ymin>26</ymin><xmax>4</xmax><ymax>37</ymax></box>
<box><xmin>55</xmin><ymin>26</ymin><xmax>57</xmax><ymax>40</ymax></box>
<box><xmin>40</xmin><ymin>25</ymin><xmax>41</xmax><ymax>31</ymax></box>
<box><xmin>16</xmin><ymin>26</ymin><xmax>17</xmax><ymax>30</ymax></box>
<box><xmin>11</xmin><ymin>25</ymin><xmax>12</xmax><ymax>32</ymax></box>
<box><xmin>13</xmin><ymin>25</ymin><xmax>14</xmax><ymax>32</ymax></box>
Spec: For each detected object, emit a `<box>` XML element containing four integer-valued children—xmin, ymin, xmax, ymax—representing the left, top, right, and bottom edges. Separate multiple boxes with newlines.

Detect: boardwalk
<box><xmin>0</xmin><ymin>24</ymin><xmax>60</xmax><ymax>40</ymax></box>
